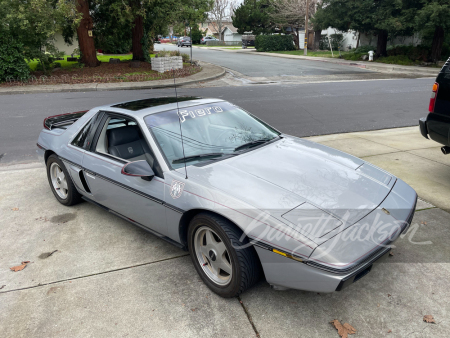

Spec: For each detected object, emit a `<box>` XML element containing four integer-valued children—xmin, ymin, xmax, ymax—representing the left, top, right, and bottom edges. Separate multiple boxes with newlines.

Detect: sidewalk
<box><xmin>204</xmin><ymin>46</ymin><xmax>440</xmax><ymax>77</ymax></box>
<box><xmin>307</xmin><ymin>126</ymin><xmax>450</xmax><ymax>211</ymax></box>
<box><xmin>0</xmin><ymin>62</ymin><xmax>225</xmax><ymax>96</ymax></box>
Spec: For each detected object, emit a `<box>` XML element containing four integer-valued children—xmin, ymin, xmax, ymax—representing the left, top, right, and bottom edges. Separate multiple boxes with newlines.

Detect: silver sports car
<box><xmin>37</xmin><ymin>97</ymin><xmax>417</xmax><ymax>297</ymax></box>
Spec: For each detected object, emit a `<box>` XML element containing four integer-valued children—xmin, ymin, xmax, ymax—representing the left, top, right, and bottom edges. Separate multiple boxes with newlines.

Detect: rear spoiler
<box><xmin>43</xmin><ymin>110</ymin><xmax>88</xmax><ymax>130</ymax></box>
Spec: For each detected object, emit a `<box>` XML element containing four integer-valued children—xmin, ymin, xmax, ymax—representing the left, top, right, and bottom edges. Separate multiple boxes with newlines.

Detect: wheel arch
<box><xmin>44</xmin><ymin>150</ymin><xmax>56</xmax><ymax>164</ymax></box>
<box><xmin>178</xmin><ymin>208</ymin><xmax>248</xmax><ymax>249</ymax></box>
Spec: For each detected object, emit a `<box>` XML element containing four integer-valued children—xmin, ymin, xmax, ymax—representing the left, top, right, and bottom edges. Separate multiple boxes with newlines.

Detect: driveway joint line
<box><xmin>405</xmin><ymin>150</ymin><xmax>450</xmax><ymax>168</ymax></box>
<box><xmin>353</xmin><ymin>136</ymin><xmax>403</xmax><ymax>151</ymax></box>
<box><xmin>0</xmin><ymin>253</ymin><xmax>189</xmax><ymax>295</ymax></box>
<box><xmin>237</xmin><ymin>295</ymin><xmax>260</xmax><ymax>338</ymax></box>
<box><xmin>416</xmin><ymin>206</ymin><xmax>437</xmax><ymax>212</ymax></box>
<box><xmin>360</xmin><ymin>150</ymin><xmax>404</xmax><ymax>159</ymax></box>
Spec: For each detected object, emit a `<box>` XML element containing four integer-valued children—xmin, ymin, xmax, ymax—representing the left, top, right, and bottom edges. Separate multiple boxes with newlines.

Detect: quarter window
<box><xmin>71</xmin><ymin>118</ymin><xmax>95</xmax><ymax>149</ymax></box>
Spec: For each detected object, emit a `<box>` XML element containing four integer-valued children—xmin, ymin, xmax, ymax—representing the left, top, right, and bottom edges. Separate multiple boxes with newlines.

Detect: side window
<box><xmin>94</xmin><ymin>114</ymin><xmax>163</xmax><ymax>177</ymax></box>
<box><xmin>71</xmin><ymin>118</ymin><xmax>94</xmax><ymax>149</ymax></box>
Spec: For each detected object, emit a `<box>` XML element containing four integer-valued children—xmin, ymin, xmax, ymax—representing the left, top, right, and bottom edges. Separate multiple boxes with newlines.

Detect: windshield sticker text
<box><xmin>178</xmin><ymin>106</ymin><xmax>223</xmax><ymax>123</ymax></box>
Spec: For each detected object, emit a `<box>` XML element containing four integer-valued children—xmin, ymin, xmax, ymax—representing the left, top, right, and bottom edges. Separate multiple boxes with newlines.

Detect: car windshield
<box><xmin>144</xmin><ymin>101</ymin><xmax>280</xmax><ymax>169</ymax></box>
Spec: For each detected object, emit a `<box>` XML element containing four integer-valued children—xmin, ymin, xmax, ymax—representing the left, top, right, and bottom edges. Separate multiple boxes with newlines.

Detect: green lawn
<box><xmin>267</xmin><ymin>50</ymin><xmax>350</xmax><ymax>58</ymax></box>
<box><xmin>27</xmin><ymin>54</ymin><xmax>154</xmax><ymax>71</ymax></box>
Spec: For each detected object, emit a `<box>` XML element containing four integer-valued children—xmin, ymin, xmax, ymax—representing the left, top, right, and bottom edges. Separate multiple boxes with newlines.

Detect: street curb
<box><xmin>253</xmin><ymin>52</ymin><xmax>440</xmax><ymax>76</ymax></box>
<box><xmin>0</xmin><ymin>62</ymin><xmax>226</xmax><ymax>96</ymax></box>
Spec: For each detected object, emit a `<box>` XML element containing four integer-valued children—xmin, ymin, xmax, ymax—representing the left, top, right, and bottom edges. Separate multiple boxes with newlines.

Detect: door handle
<box><xmin>85</xmin><ymin>173</ymin><xmax>96</xmax><ymax>179</ymax></box>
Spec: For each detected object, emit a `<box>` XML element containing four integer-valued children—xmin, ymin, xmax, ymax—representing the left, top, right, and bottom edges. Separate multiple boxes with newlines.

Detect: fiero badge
<box><xmin>177</xmin><ymin>106</ymin><xmax>224</xmax><ymax>123</ymax></box>
<box><xmin>170</xmin><ymin>180</ymin><xmax>185</xmax><ymax>199</ymax></box>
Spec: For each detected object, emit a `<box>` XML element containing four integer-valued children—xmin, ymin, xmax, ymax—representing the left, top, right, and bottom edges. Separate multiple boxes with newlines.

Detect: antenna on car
<box><xmin>172</xmin><ymin>68</ymin><xmax>188</xmax><ymax>179</ymax></box>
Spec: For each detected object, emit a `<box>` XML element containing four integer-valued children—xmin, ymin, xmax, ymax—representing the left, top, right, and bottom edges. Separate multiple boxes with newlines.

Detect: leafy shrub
<box><xmin>329</xmin><ymin>33</ymin><xmax>344</xmax><ymax>50</ymax></box>
<box><xmin>156</xmin><ymin>49</ymin><xmax>190</xmax><ymax>62</ymax></box>
<box><xmin>180</xmin><ymin>53</ymin><xmax>190</xmax><ymax>62</ymax></box>
<box><xmin>353</xmin><ymin>45</ymin><xmax>373</xmax><ymax>54</ymax></box>
<box><xmin>387</xmin><ymin>45</ymin><xmax>428</xmax><ymax>62</ymax></box>
<box><xmin>377</xmin><ymin>55</ymin><xmax>417</xmax><ymax>65</ymax></box>
<box><xmin>0</xmin><ymin>36</ymin><xmax>30</xmax><ymax>82</ymax></box>
<box><xmin>319</xmin><ymin>33</ymin><xmax>344</xmax><ymax>50</ymax></box>
<box><xmin>190</xmin><ymin>25</ymin><xmax>203</xmax><ymax>44</ymax></box>
<box><xmin>255</xmin><ymin>35</ymin><xmax>294</xmax><ymax>52</ymax></box>
<box><xmin>319</xmin><ymin>35</ymin><xmax>329</xmax><ymax>50</ymax></box>
<box><xmin>342</xmin><ymin>53</ymin><xmax>365</xmax><ymax>61</ymax></box>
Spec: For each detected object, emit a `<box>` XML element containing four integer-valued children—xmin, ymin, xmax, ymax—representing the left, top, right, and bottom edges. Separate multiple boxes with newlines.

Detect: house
<box><xmin>222</xmin><ymin>25</ymin><xmax>242</xmax><ymax>42</ymax></box>
<box><xmin>52</xmin><ymin>31</ymin><xmax>78</xmax><ymax>55</ymax></box>
<box><xmin>320</xmin><ymin>27</ymin><xmax>421</xmax><ymax>51</ymax></box>
<box><xmin>198</xmin><ymin>21</ymin><xmax>241</xmax><ymax>41</ymax></box>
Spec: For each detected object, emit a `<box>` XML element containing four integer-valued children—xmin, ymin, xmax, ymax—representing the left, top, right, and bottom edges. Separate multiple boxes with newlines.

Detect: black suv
<box><xmin>420</xmin><ymin>57</ymin><xmax>450</xmax><ymax>154</ymax></box>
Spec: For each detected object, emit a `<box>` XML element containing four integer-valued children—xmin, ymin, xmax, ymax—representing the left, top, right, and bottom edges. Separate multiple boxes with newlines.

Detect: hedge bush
<box><xmin>255</xmin><ymin>35</ymin><xmax>295</xmax><ymax>52</ymax></box>
<box><xmin>387</xmin><ymin>45</ymin><xmax>428</xmax><ymax>62</ymax></box>
<box><xmin>0</xmin><ymin>36</ymin><xmax>30</xmax><ymax>82</ymax></box>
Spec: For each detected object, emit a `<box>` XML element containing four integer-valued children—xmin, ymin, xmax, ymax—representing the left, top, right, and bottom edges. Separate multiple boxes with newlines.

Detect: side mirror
<box><xmin>121</xmin><ymin>160</ymin><xmax>155</xmax><ymax>181</ymax></box>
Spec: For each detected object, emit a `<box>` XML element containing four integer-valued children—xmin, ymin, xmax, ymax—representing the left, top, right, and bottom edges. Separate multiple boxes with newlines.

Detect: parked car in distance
<box><xmin>177</xmin><ymin>36</ymin><xmax>191</xmax><ymax>47</ymax></box>
<box><xmin>37</xmin><ymin>97</ymin><xmax>417</xmax><ymax>298</ymax></box>
<box><xmin>201</xmin><ymin>36</ymin><xmax>219</xmax><ymax>45</ymax></box>
<box><xmin>420</xmin><ymin>57</ymin><xmax>450</xmax><ymax>154</ymax></box>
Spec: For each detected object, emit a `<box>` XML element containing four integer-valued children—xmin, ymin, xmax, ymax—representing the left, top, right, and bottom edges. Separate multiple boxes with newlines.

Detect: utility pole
<box><xmin>190</xmin><ymin>24</ymin><xmax>193</xmax><ymax>63</ymax></box>
<box><xmin>304</xmin><ymin>0</ymin><xmax>309</xmax><ymax>56</ymax></box>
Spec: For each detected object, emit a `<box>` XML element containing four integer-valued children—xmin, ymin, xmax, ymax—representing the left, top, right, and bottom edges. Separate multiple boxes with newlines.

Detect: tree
<box><xmin>232</xmin><ymin>0</ymin><xmax>275</xmax><ymax>35</ymax></box>
<box><xmin>416</xmin><ymin>0</ymin><xmax>450</xmax><ymax>62</ymax></box>
<box><xmin>0</xmin><ymin>0</ymin><xmax>79</xmax><ymax>75</ymax></box>
<box><xmin>209</xmin><ymin>0</ymin><xmax>235</xmax><ymax>41</ymax></box>
<box><xmin>191</xmin><ymin>24</ymin><xmax>204</xmax><ymax>43</ymax></box>
<box><xmin>270</xmin><ymin>0</ymin><xmax>316</xmax><ymax>49</ymax></box>
<box><xmin>90</xmin><ymin>0</ymin><xmax>132</xmax><ymax>54</ymax></box>
<box><xmin>76</xmin><ymin>0</ymin><xmax>100</xmax><ymax>66</ymax></box>
<box><xmin>312</xmin><ymin>0</ymin><xmax>409</xmax><ymax>56</ymax></box>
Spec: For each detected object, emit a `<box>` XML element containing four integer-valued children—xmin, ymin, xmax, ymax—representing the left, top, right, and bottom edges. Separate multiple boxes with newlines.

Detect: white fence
<box><xmin>151</xmin><ymin>56</ymin><xmax>183</xmax><ymax>73</ymax></box>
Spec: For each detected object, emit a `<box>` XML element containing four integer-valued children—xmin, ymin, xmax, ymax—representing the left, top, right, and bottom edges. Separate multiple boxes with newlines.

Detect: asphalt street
<box><xmin>0</xmin><ymin>78</ymin><xmax>433</xmax><ymax>165</ymax></box>
<box><xmin>157</xmin><ymin>44</ymin><xmax>372</xmax><ymax>77</ymax></box>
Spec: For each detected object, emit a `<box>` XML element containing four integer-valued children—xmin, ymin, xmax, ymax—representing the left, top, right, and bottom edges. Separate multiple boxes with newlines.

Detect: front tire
<box><xmin>46</xmin><ymin>154</ymin><xmax>82</xmax><ymax>206</ymax></box>
<box><xmin>188</xmin><ymin>212</ymin><xmax>262</xmax><ymax>298</ymax></box>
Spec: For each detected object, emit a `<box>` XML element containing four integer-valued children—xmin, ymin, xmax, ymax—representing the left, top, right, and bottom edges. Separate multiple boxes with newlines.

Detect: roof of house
<box><xmin>222</xmin><ymin>25</ymin><xmax>238</xmax><ymax>34</ymax></box>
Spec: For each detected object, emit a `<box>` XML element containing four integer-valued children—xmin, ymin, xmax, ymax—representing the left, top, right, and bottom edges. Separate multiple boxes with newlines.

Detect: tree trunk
<box><xmin>293</xmin><ymin>31</ymin><xmax>299</xmax><ymax>49</ymax></box>
<box><xmin>356</xmin><ymin>32</ymin><xmax>360</xmax><ymax>49</ymax></box>
<box><xmin>314</xmin><ymin>30</ymin><xmax>321</xmax><ymax>50</ymax></box>
<box><xmin>376</xmin><ymin>30</ymin><xmax>388</xmax><ymax>57</ymax></box>
<box><xmin>75</xmin><ymin>0</ymin><xmax>99</xmax><ymax>67</ymax></box>
<box><xmin>132</xmin><ymin>14</ymin><xmax>145</xmax><ymax>61</ymax></box>
<box><xmin>430</xmin><ymin>26</ymin><xmax>444</xmax><ymax>63</ymax></box>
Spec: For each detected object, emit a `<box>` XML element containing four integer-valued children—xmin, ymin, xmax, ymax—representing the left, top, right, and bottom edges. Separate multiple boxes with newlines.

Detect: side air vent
<box><xmin>79</xmin><ymin>171</ymin><xmax>91</xmax><ymax>193</ymax></box>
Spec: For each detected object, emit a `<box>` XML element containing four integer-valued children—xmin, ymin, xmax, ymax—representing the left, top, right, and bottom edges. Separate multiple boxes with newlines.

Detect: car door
<box><xmin>81</xmin><ymin>112</ymin><xmax>167</xmax><ymax>235</ymax></box>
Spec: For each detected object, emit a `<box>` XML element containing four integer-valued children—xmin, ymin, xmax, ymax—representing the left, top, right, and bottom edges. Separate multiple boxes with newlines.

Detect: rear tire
<box><xmin>46</xmin><ymin>154</ymin><xmax>82</xmax><ymax>206</ymax></box>
<box><xmin>188</xmin><ymin>212</ymin><xmax>262</xmax><ymax>298</ymax></box>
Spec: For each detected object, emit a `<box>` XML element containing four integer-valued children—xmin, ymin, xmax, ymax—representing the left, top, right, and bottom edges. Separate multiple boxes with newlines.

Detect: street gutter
<box><xmin>0</xmin><ymin>62</ymin><xmax>225</xmax><ymax>96</ymax></box>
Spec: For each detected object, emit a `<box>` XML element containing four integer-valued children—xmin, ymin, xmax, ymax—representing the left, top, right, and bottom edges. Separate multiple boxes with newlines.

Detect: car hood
<box><xmin>187</xmin><ymin>136</ymin><xmax>395</xmax><ymax>241</ymax></box>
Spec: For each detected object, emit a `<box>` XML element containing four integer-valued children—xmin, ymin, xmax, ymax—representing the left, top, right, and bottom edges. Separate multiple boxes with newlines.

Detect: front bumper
<box><xmin>255</xmin><ymin>180</ymin><xmax>417</xmax><ymax>293</ymax></box>
<box><xmin>255</xmin><ymin>245</ymin><xmax>391</xmax><ymax>292</ymax></box>
<box><xmin>419</xmin><ymin>117</ymin><xmax>428</xmax><ymax>139</ymax></box>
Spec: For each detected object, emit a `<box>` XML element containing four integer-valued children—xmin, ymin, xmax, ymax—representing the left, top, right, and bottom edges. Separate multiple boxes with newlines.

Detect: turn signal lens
<box><xmin>272</xmin><ymin>249</ymin><xmax>303</xmax><ymax>262</ymax></box>
<box><xmin>429</xmin><ymin>82</ymin><xmax>439</xmax><ymax>113</ymax></box>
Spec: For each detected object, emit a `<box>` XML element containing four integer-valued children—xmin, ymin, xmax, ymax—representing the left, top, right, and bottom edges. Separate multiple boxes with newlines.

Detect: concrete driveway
<box><xmin>1</xmin><ymin>126</ymin><xmax>449</xmax><ymax>337</ymax></box>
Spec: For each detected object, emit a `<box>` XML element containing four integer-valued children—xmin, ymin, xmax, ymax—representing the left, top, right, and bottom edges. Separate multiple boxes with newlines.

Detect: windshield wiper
<box><xmin>172</xmin><ymin>153</ymin><xmax>225</xmax><ymax>164</ymax></box>
<box><xmin>234</xmin><ymin>138</ymin><xmax>275</xmax><ymax>152</ymax></box>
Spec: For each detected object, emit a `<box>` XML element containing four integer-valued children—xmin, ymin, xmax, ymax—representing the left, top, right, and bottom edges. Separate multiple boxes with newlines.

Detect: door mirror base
<box><xmin>121</xmin><ymin>160</ymin><xmax>155</xmax><ymax>181</ymax></box>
